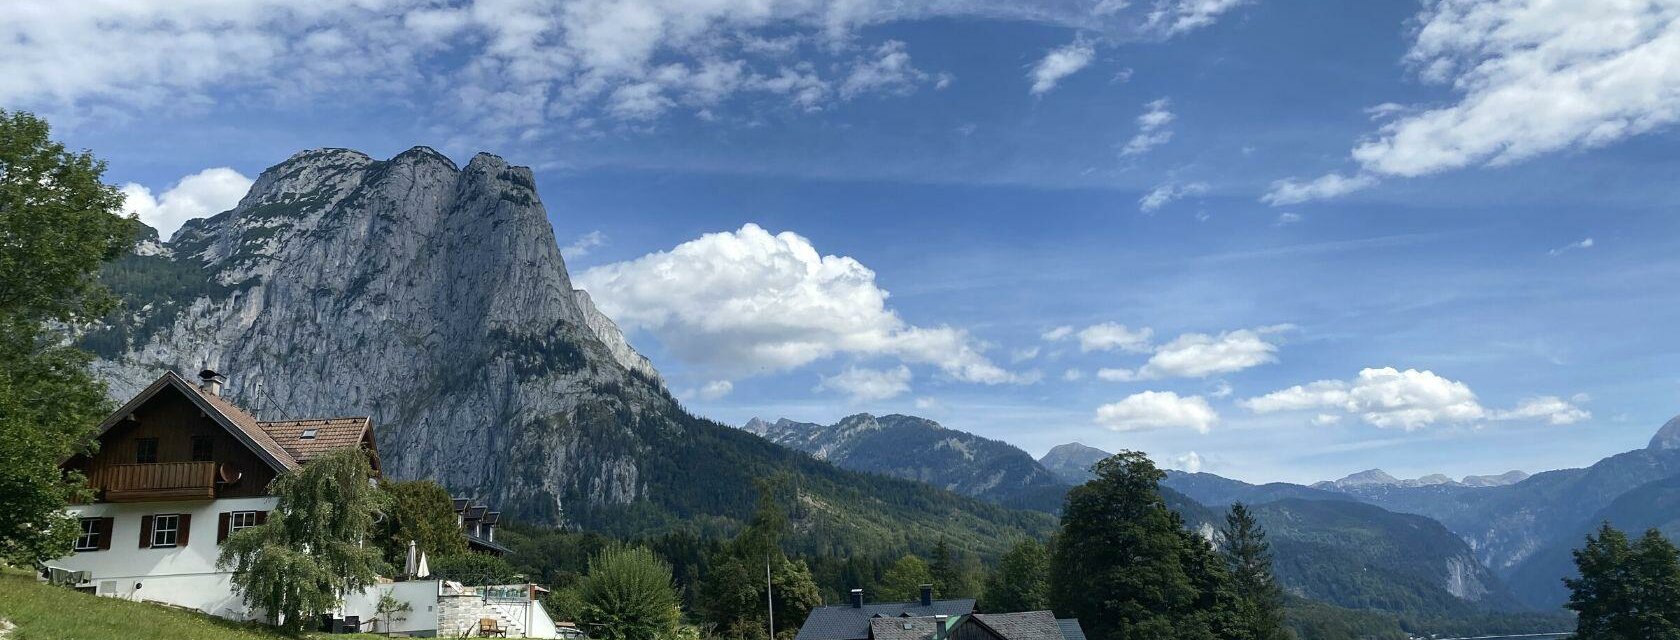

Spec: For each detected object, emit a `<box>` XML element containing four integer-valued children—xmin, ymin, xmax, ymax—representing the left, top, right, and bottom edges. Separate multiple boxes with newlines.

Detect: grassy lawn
<box><xmin>0</xmin><ymin>568</ymin><xmax>385</xmax><ymax>640</ymax></box>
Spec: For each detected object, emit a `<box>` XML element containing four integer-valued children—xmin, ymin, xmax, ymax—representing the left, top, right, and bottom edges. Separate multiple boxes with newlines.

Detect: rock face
<box><xmin>744</xmin><ymin>414</ymin><xmax>1068</xmax><ymax>511</ymax></box>
<box><xmin>87</xmin><ymin>147</ymin><xmax>666</xmax><ymax>522</ymax></box>
<box><xmin>80</xmin><ymin>147</ymin><xmax>1059</xmax><ymax>553</ymax></box>
<box><xmin>1037</xmin><ymin>442</ymin><xmax>1112</xmax><ymax>486</ymax></box>
<box><xmin>1650</xmin><ymin>415</ymin><xmax>1680</xmax><ymax>450</ymax></box>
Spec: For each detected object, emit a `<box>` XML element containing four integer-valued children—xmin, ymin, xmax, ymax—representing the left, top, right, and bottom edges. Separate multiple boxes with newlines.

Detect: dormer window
<box><xmin>299</xmin><ymin>429</ymin><xmax>317</xmax><ymax>440</ymax></box>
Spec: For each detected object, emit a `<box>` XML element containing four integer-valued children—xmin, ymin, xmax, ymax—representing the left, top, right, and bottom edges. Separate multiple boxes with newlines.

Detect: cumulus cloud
<box><xmin>683</xmin><ymin>380</ymin><xmax>734</xmax><ymax>401</ymax></box>
<box><xmin>1121</xmin><ymin>98</ymin><xmax>1176</xmax><ymax>157</ymax></box>
<box><xmin>1095</xmin><ymin>326</ymin><xmax>1289</xmax><ymax>381</ymax></box>
<box><xmin>1094</xmin><ymin>391</ymin><xmax>1218</xmax><ymax>433</ymax></box>
<box><xmin>121</xmin><ymin>168</ymin><xmax>254</xmax><ymax>241</ymax></box>
<box><xmin>1266</xmin><ymin>0</ymin><xmax>1680</xmax><ymax>204</ymax></box>
<box><xmin>577</xmin><ymin>223</ymin><xmax>1022</xmax><ymax>383</ymax></box>
<box><xmin>1489</xmin><ymin>395</ymin><xmax>1592</xmax><ymax>425</ymax></box>
<box><xmin>1261</xmin><ymin>173</ymin><xmax>1377</xmax><ymax>206</ymax></box>
<box><xmin>562</xmin><ymin>231</ymin><xmax>608</xmax><ymax>259</ymax></box>
<box><xmin>819</xmin><ymin>365</ymin><xmax>913</xmax><ymax>402</ymax></box>
<box><xmin>1171</xmin><ymin>450</ymin><xmax>1205</xmax><ymax>473</ymax></box>
<box><xmin>1029</xmin><ymin>38</ymin><xmax>1096</xmax><ymax>95</ymax></box>
<box><xmin>1243</xmin><ymin>367</ymin><xmax>1592</xmax><ymax>430</ymax></box>
<box><xmin>1046</xmin><ymin>322</ymin><xmax>1155</xmax><ymax>353</ymax></box>
<box><xmin>1139</xmin><ymin>181</ymin><xmax>1208</xmax><ymax>212</ymax></box>
<box><xmin>1</xmin><ymin>0</ymin><xmax>1246</xmax><ymax>131</ymax></box>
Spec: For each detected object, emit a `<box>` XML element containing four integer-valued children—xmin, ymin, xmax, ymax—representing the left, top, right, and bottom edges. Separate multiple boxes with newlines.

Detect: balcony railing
<box><xmin>97</xmin><ymin>461</ymin><xmax>217</xmax><ymax>502</ymax></box>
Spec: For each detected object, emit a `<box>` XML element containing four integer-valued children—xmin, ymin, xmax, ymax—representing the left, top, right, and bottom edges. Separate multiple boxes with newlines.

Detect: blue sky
<box><xmin>10</xmin><ymin>0</ymin><xmax>1680</xmax><ymax>483</ymax></box>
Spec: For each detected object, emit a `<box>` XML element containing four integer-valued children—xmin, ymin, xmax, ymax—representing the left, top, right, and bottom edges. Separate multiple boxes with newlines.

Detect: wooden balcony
<box><xmin>97</xmin><ymin>462</ymin><xmax>217</xmax><ymax>502</ymax></box>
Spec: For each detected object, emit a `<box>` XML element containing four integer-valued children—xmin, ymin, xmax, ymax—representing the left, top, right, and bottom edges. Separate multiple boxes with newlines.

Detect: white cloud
<box><xmin>1548</xmin><ymin>237</ymin><xmax>1594</xmax><ymax>256</ymax></box>
<box><xmin>1274</xmin><ymin>212</ymin><xmax>1302</xmax><ymax>226</ymax></box>
<box><xmin>1041</xmin><ymin>326</ymin><xmax>1075</xmax><ymax>341</ymax></box>
<box><xmin>1</xmin><ymin>1</ymin><xmax>1246</xmax><ymax>131</ymax></box>
<box><xmin>1268</xmin><ymin>1</ymin><xmax>1680</xmax><ymax>203</ymax></box>
<box><xmin>562</xmin><ymin>230</ymin><xmax>608</xmax><ymax>258</ymax></box>
<box><xmin>1209</xmin><ymin>380</ymin><xmax>1233</xmax><ymax>398</ymax></box>
<box><xmin>1096</xmin><ymin>368</ymin><xmax>1138</xmax><ymax>382</ymax></box>
<box><xmin>1261</xmin><ymin>173</ymin><xmax>1377</xmax><ymax>206</ymax></box>
<box><xmin>1135</xmin><ymin>326</ymin><xmax>1288</xmax><ymax>379</ymax></box>
<box><xmin>1121</xmin><ymin>98</ymin><xmax>1175</xmax><ymax>157</ymax></box>
<box><xmin>914</xmin><ymin>396</ymin><xmax>941</xmax><ymax>410</ymax></box>
<box><xmin>121</xmin><ymin>168</ymin><xmax>253</xmax><ymax>241</ymax></box>
<box><xmin>1142</xmin><ymin>0</ymin><xmax>1248</xmax><ymax>37</ymax></box>
<box><xmin>1063</xmin><ymin>368</ymin><xmax>1086</xmax><ymax>381</ymax></box>
<box><xmin>1029</xmin><ymin>39</ymin><xmax>1095</xmax><ymax>95</ymax></box>
<box><xmin>1242</xmin><ymin>367</ymin><xmax>1486</xmax><ymax>430</ymax></box>
<box><xmin>1171</xmin><ymin>450</ymin><xmax>1204</xmax><ymax>473</ymax></box>
<box><xmin>818</xmin><ymin>365</ymin><xmax>913</xmax><ymax>402</ymax></box>
<box><xmin>578</xmin><ymin>223</ymin><xmax>1022</xmax><ymax>383</ymax></box>
<box><xmin>1057</xmin><ymin>322</ymin><xmax>1154</xmax><ymax>353</ymax></box>
<box><xmin>1489</xmin><ymin>395</ymin><xmax>1591</xmax><ymax>425</ymax></box>
<box><xmin>1094</xmin><ymin>390</ymin><xmax>1218</xmax><ymax>433</ymax></box>
<box><xmin>1011</xmin><ymin>346</ymin><xmax>1041</xmax><ymax>363</ymax></box>
<box><xmin>683</xmin><ymin>379</ymin><xmax>734</xmax><ymax>401</ymax></box>
<box><xmin>1311</xmin><ymin>413</ymin><xmax>1342</xmax><ymax>426</ymax></box>
<box><xmin>1139</xmin><ymin>181</ymin><xmax>1208</xmax><ymax>212</ymax></box>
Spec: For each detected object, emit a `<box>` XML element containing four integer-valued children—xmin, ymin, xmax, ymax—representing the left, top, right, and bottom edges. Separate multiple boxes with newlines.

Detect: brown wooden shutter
<box><xmin>217</xmin><ymin>513</ymin><xmax>231</xmax><ymax>543</ymax></box>
<box><xmin>139</xmin><ymin>515</ymin><xmax>153</xmax><ymax>549</ymax></box>
<box><xmin>177</xmin><ymin>514</ymin><xmax>191</xmax><ymax>547</ymax></box>
<box><xmin>97</xmin><ymin>517</ymin><xmax>114</xmax><ymax>551</ymax></box>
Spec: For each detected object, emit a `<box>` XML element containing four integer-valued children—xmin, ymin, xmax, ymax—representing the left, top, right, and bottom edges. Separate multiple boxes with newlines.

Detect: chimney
<box><xmin>198</xmin><ymin>369</ymin><xmax>226</xmax><ymax>397</ymax></box>
<box><xmin>935</xmin><ymin>615</ymin><xmax>949</xmax><ymax>640</ymax></box>
<box><xmin>850</xmin><ymin>588</ymin><xmax>864</xmax><ymax>609</ymax></box>
<box><xmin>919</xmin><ymin>584</ymin><xmax>933</xmax><ymax>607</ymax></box>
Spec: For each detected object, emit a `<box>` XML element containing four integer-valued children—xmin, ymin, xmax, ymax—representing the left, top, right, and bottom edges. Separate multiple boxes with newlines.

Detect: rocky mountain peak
<box><xmin>1650</xmin><ymin>415</ymin><xmax>1680</xmax><ymax>450</ymax></box>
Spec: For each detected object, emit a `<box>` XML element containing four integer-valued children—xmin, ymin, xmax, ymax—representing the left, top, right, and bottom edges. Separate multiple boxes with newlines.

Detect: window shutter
<box><xmin>255</xmin><ymin>511</ymin><xmax>269</xmax><ymax>525</ymax></box>
<box><xmin>177</xmin><ymin>514</ymin><xmax>192</xmax><ymax>547</ymax></box>
<box><xmin>217</xmin><ymin>513</ymin><xmax>231</xmax><ymax>543</ymax></box>
<box><xmin>97</xmin><ymin>517</ymin><xmax>114</xmax><ymax>551</ymax></box>
<box><xmin>139</xmin><ymin>515</ymin><xmax>154</xmax><ymax>549</ymax></box>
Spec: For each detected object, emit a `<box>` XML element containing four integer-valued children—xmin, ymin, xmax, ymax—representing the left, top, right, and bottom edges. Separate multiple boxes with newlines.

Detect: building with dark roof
<box><xmin>861</xmin><ymin>611</ymin><xmax>1085</xmax><ymax>640</ymax></box>
<box><xmin>452</xmin><ymin>496</ymin><xmax>509</xmax><ymax>555</ymax></box>
<box><xmin>794</xmin><ymin>586</ymin><xmax>976</xmax><ymax>640</ymax></box>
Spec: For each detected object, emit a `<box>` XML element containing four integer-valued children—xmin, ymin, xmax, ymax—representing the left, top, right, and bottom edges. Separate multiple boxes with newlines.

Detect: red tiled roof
<box><xmin>257</xmin><ymin>417</ymin><xmax>372</xmax><ymax>465</ymax></box>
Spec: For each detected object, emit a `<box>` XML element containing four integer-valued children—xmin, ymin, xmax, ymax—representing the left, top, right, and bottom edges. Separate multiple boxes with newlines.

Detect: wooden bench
<box><xmin>477</xmin><ymin>618</ymin><xmax>507</xmax><ymax>637</ymax></box>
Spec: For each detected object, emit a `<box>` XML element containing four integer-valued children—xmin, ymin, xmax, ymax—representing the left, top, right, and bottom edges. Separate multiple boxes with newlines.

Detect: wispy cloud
<box><xmin>1029</xmin><ymin>38</ymin><xmax>1095</xmax><ymax>95</ymax></box>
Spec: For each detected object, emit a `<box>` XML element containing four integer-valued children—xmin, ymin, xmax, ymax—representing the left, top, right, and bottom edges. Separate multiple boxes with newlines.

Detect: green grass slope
<box><xmin>0</xmin><ymin>568</ymin><xmax>380</xmax><ymax>640</ymax></box>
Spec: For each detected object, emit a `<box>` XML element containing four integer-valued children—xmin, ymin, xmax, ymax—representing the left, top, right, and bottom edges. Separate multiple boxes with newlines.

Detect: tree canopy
<box><xmin>1220</xmin><ymin>503</ymin><xmax>1289</xmax><ymax>640</ymax></box>
<box><xmin>218</xmin><ymin>448</ymin><xmax>388</xmax><ymax>631</ymax></box>
<box><xmin>1566</xmin><ymin>523</ymin><xmax>1680</xmax><ymax>640</ymax></box>
<box><xmin>376</xmin><ymin>479</ymin><xmax>467</xmax><ymax>569</ymax></box>
<box><xmin>1049</xmin><ymin>451</ymin><xmax>1239</xmax><ymax>640</ymax></box>
<box><xmin>576</xmin><ymin>544</ymin><xmax>683</xmax><ymax>640</ymax></box>
<box><xmin>698</xmin><ymin>477</ymin><xmax>822</xmax><ymax>640</ymax></box>
<box><xmin>0</xmin><ymin>110</ymin><xmax>135</xmax><ymax>567</ymax></box>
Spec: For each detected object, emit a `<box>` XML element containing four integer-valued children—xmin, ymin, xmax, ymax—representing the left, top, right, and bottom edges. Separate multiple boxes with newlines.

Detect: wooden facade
<box><xmin>67</xmin><ymin>386</ymin><xmax>278</xmax><ymax>502</ymax></box>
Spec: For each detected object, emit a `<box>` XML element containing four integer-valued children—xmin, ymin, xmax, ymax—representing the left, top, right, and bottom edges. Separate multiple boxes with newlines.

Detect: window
<box><xmin>230</xmin><ymin>511</ymin><xmax>258</xmax><ymax>534</ymax></box>
<box><xmin>299</xmin><ymin>429</ymin><xmax>317</xmax><ymax>440</ymax></box>
<box><xmin>152</xmin><ymin>514</ymin><xmax>179</xmax><ymax>548</ymax></box>
<box><xmin>135</xmin><ymin>437</ymin><xmax>159</xmax><ymax>464</ymax></box>
<box><xmin>75</xmin><ymin>518</ymin><xmax>100</xmax><ymax>551</ymax></box>
<box><xmin>190</xmin><ymin>436</ymin><xmax>213</xmax><ymax>462</ymax></box>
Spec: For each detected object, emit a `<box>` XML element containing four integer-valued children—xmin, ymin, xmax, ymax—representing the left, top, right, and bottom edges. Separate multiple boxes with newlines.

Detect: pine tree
<box><xmin>1049</xmin><ymin>451</ymin><xmax>1238</xmax><ymax>640</ymax></box>
<box><xmin>1219</xmin><ymin>503</ymin><xmax>1290</xmax><ymax>640</ymax></box>
<box><xmin>930</xmin><ymin>539</ymin><xmax>955</xmax><ymax>597</ymax></box>
<box><xmin>697</xmin><ymin>477</ymin><xmax>822</xmax><ymax>640</ymax></box>
<box><xmin>1566</xmin><ymin>523</ymin><xmax>1637</xmax><ymax>640</ymax></box>
<box><xmin>982</xmin><ymin>539</ymin><xmax>1050</xmax><ymax>612</ymax></box>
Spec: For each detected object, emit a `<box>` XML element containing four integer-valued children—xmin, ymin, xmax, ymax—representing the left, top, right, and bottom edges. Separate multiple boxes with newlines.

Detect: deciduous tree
<box><xmin>577</xmin><ymin>544</ymin><xmax>682</xmax><ymax>640</ymax></box>
<box><xmin>982</xmin><ymin>539</ymin><xmax>1050</xmax><ymax>612</ymax></box>
<box><xmin>0</xmin><ymin>110</ymin><xmax>135</xmax><ymax>567</ymax></box>
<box><xmin>218</xmin><ymin>448</ymin><xmax>388</xmax><ymax>631</ymax></box>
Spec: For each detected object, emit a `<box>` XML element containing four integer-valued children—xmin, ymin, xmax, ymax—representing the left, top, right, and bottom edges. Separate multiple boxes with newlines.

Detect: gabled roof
<box><xmin>258</xmin><ymin>417</ymin><xmax>375</xmax><ymax>466</ymax></box>
<box><xmin>968</xmin><ymin>612</ymin><xmax>1068</xmax><ymax>640</ymax></box>
<box><xmin>868</xmin><ymin>615</ymin><xmax>966</xmax><ymax>640</ymax></box>
<box><xmin>1053</xmin><ymin>619</ymin><xmax>1085</xmax><ymax>640</ymax></box>
<box><xmin>84</xmin><ymin>371</ymin><xmax>377</xmax><ymax>473</ymax></box>
<box><xmin>796</xmin><ymin>598</ymin><xmax>976</xmax><ymax>640</ymax></box>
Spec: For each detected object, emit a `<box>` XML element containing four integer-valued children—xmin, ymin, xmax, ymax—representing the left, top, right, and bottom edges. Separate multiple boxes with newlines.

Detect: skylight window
<box><xmin>299</xmin><ymin>429</ymin><xmax>317</xmax><ymax>440</ymax></box>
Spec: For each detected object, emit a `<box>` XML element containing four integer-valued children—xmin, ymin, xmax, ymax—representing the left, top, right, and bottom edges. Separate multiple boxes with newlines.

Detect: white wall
<box><xmin>56</xmin><ymin>497</ymin><xmax>278</xmax><ymax>620</ymax></box>
<box><xmin>341</xmin><ymin>580</ymin><xmax>441</xmax><ymax>635</ymax></box>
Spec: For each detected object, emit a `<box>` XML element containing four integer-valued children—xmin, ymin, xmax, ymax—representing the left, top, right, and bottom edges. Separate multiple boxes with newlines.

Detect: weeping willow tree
<box><xmin>218</xmin><ymin>448</ymin><xmax>389</xmax><ymax>631</ymax></box>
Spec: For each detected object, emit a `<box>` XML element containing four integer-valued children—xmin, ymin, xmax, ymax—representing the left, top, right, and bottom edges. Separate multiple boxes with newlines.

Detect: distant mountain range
<box><xmin>1313</xmin><ymin>468</ymin><xmax>1530</xmax><ymax>490</ymax></box>
<box><xmin>743</xmin><ymin>414</ymin><xmax>1068</xmax><ymax>511</ymax></box>
<box><xmin>1036</xmin><ymin>442</ymin><xmax>1110</xmax><ymax>485</ymax></box>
